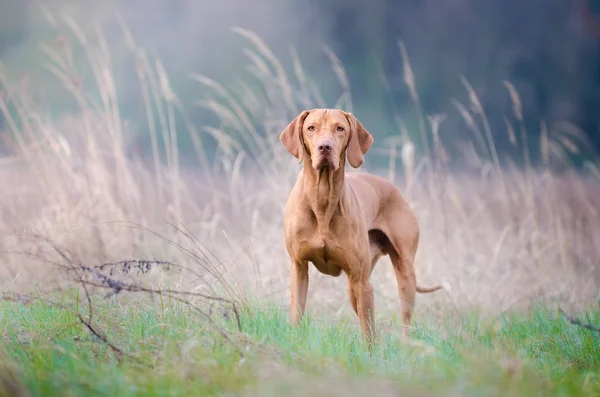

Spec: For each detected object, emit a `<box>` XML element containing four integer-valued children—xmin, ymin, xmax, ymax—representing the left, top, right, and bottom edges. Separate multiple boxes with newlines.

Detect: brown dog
<box><xmin>280</xmin><ymin>108</ymin><xmax>442</xmax><ymax>345</ymax></box>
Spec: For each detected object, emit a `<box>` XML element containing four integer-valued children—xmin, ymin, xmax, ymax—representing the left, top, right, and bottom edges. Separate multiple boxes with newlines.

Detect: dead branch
<box><xmin>0</xmin><ymin>290</ymin><xmax>145</xmax><ymax>365</ymax></box>
<box><xmin>2</xmin><ymin>231</ymin><xmax>247</xmax><ymax>360</ymax></box>
<box><xmin>559</xmin><ymin>309</ymin><xmax>600</xmax><ymax>336</ymax></box>
<box><xmin>4</xmin><ymin>238</ymin><xmax>245</xmax><ymax>354</ymax></box>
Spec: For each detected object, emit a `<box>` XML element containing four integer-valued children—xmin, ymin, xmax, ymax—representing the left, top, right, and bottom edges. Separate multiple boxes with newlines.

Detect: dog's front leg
<box><xmin>290</xmin><ymin>260</ymin><xmax>309</xmax><ymax>326</ymax></box>
<box><xmin>350</xmin><ymin>270</ymin><xmax>376</xmax><ymax>348</ymax></box>
<box><xmin>358</xmin><ymin>280</ymin><xmax>376</xmax><ymax>347</ymax></box>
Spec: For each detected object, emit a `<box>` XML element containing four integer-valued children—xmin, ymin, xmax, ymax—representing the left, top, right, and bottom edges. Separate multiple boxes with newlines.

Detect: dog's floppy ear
<box><xmin>280</xmin><ymin>110</ymin><xmax>310</xmax><ymax>163</ymax></box>
<box><xmin>344</xmin><ymin>112</ymin><xmax>374</xmax><ymax>168</ymax></box>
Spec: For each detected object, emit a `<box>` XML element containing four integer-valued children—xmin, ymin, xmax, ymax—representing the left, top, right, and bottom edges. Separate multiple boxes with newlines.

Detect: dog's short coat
<box><xmin>280</xmin><ymin>108</ymin><xmax>442</xmax><ymax>345</ymax></box>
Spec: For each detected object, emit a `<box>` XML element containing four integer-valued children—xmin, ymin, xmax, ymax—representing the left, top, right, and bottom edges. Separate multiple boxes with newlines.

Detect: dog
<box><xmin>280</xmin><ymin>108</ymin><xmax>442</xmax><ymax>345</ymax></box>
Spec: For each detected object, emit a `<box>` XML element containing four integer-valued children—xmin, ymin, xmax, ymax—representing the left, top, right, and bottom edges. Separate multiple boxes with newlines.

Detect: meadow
<box><xmin>1</xmin><ymin>13</ymin><xmax>600</xmax><ymax>397</ymax></box>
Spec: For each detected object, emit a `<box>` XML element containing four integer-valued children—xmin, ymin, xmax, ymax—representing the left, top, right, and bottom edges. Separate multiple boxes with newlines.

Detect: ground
<box><xmin>1</xmin><ymin>291</ymin><xmax>599</xmax><ymax>397</ymax></box>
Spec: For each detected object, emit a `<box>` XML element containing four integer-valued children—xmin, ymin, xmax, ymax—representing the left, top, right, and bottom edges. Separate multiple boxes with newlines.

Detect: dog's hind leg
<box><xmin>389</xmin><ymin>249</ymin><xmax>417</xmax><ymax>337</ymax></box>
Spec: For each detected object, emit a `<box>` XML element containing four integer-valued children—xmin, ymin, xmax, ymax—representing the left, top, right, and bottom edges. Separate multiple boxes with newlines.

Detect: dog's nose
<box><xmin>317</xmin><ymin>139</ymin><xmax>333</xmax><ymax>154</ymax></box>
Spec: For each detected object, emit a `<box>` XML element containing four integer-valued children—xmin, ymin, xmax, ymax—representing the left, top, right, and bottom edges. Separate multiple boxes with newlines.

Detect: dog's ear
<box><xmin>344</xmin><ymin>112</ymin><xmax>374</xmax><ymax>168</ymax></box>
<box><xmin>280</xmin><ymin>110</ymin><xmax>310</xmax><ymax>163</ymax></box>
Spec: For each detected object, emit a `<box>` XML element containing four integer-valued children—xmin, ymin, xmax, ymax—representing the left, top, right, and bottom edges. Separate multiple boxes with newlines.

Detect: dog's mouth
<box><xmin>314</xmin><ymin>155</ymin><xmax>337</xmax><ymax>171</ymax></box>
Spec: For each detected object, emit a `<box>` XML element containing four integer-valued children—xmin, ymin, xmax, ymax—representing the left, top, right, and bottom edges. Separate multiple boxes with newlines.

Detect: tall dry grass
<box><xmin>0</xmin><ymin>14</ymin><xmax>599</xmax><ymax>323</ymax></box>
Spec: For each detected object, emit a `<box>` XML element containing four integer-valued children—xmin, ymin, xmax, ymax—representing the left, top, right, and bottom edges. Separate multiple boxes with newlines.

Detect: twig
<box><xmin>559</xmin><ymin>309</ymin><xmax>600</xmax><ymax>336</ymax></box>
<box><xmin>68</xmin><ymin>262</ymin><xmax>243</xmax><ymax>326</ymax></box>
<box><xmin>169</xmin><ymin>294</ymin><xmax>245</xmax><ymax>358</ymax></box>
<box><xmin>3</xmin><ymin>232</ymin><xmax>246</xmax><ymax>360</ymax></box>
<box><xmin>91</xmin><ymin>258</ymin><xmax>179</xmax><ymax>275</ymax></box>
<box><xmin>0</xmin><ymin>290</ymin><xmax>145</xmax><ymax>365</ymax></box>
<box><xmin>75</xmin><ymin>267</ymin><xmax>147</xmax><ymax>365</ymax></box>
<box><xmin>1</xmin><ymin>292</ymin><xmax>58</xmax><ymax>307</ymax></box>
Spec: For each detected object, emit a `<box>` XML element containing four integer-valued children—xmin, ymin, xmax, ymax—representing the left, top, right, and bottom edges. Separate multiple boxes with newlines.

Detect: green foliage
<box><xmin>1</xmin><ymin>296</ymin><xmax>599</xmax><ymax>396</ymax></box>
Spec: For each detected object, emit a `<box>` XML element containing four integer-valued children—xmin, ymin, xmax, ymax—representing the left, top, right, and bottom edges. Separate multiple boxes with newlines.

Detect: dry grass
<box><xmin>0</xmin><ymin>13</ymin><xmax>599</xmax><ymax>328</ymax></box>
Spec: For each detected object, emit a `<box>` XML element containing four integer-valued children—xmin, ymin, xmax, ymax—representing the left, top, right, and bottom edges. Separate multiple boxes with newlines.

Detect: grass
<box><xmin>1</xmin><ymin>5</ymin><xmax>600</xmax><ymax>397</ymax></box>
<box><xmin>1</xmin><ymin>294</ymin><xmax>599</xmax><ymax>397</ymax></box>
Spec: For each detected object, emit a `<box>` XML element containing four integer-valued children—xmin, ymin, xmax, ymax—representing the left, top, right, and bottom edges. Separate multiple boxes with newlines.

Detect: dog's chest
<box><xmin>302</xmin><ymin>234</ymin><xmax>340</xmax><ymax>259</ymax></box>
<box><xmin>292</xmin><ymin>227</ymin><xmax>352</xmax><ymax>276</ymax></box>
<box><xmin>286</xmin><ymin>202</ymin><xmax>363</xmax><ymax>275</ymax></box>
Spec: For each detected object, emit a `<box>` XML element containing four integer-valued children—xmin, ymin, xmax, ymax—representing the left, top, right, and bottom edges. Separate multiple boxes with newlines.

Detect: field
<box><xmin>1</xmin><ymin>295</ymin><xmax>599</xmax><ymax>396</ymax></box>
<box><xmin>1</xmin><ymin>14</ymin><xmax>600</xmax><ymax>397</ymax></box>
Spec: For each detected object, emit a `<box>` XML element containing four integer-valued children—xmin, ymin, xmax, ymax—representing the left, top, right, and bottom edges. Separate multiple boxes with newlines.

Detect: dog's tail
<box><xmin>416</xmin><ymin>284</ymin><xmax>443</xmax><ymax>293</ymax></box>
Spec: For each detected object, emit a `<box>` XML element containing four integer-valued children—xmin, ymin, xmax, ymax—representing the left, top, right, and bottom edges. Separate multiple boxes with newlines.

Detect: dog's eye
<box><xmin>307</xmin><ymin>126</ymin><xmax>315</xmax><ymax>132</ymax></box>
<box><xmin>336</xmin><ymin>126</ymin><xmax>345</xmax><ymax>132</ymax></box>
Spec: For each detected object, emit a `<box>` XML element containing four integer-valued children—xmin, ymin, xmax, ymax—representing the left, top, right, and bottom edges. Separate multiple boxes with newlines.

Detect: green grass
<box><xmin>1</xmin><ymin>294</ymin><xmax>599</xmax><ymax>397</ymax></box>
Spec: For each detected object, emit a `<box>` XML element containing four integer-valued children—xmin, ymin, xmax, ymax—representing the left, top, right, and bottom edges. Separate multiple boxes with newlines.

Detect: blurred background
<box><xmin>1</xmin><ymin>0</ymin><xmax>599</xmax><ymax>167</ymax></box>
<box><xmin>1</xmin><ymin>0</ymin><xmax>599</xmax><ymax>313</ymax></box>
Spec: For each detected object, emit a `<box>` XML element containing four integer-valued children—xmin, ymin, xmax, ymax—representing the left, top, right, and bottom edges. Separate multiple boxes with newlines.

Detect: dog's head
<box><xmin>279</xmin><ymin>108</ymin><xmax>374</xmax><ymax>170</ymax></box>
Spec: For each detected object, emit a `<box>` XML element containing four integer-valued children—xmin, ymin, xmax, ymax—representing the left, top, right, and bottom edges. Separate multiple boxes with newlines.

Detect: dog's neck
<box><xmin>302</xmin><ymin>156</ymin><xmax>346</xmax><ymax>235</ymax></box>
